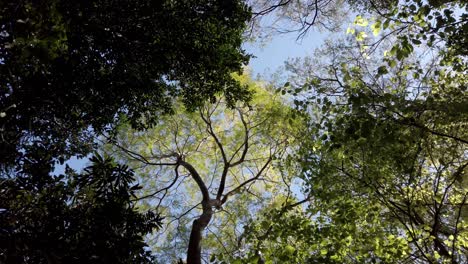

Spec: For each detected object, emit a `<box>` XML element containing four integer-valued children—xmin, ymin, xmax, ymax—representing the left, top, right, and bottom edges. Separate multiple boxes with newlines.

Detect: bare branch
<box><xmin>252</xmin><ymin>0</ymin><xmax>292</xmax><ymax>17</ymax></box>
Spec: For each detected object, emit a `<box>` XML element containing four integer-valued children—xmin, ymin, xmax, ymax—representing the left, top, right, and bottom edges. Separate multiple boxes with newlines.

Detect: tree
<box><xmin>104</xmin><ymin>74</ymin><xmax>305</xmax><ymax>263</ymax></box>
<box><xmin>0</xmin><ymin>0</ymin><xmax>252</xmax><ymax>262</ymax></box>
<box><xmin>233</xmin><ymin>0</ymin><xmax>467</xmax><ymax>263</ymax></box>
<box><xmin>0</xmin><ymin>0</ymin><xmax>251</xmax><ymax>169</ymax></box>
<box><xmin>246</xmin><ymin>0</ymin><xmax>398</xmax><ymax>40</ymax></box>
<box><xmin>0</xmin><ymin>154</ymin><xmax>163</xmax><ymax>263</ymax></box>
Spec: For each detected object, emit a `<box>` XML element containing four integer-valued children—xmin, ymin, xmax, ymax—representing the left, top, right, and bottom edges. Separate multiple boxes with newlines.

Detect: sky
<box><xmin>245</xmin><ymin>31</ymin><xmax>324</xmax><ymax>77</ymax></box>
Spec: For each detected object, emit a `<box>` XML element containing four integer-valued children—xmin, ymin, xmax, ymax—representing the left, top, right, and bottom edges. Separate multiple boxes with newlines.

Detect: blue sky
<box><xmin>245</xmin><ymin>31</ymin><xmax>324</xmax><ymax>76</ymax></box>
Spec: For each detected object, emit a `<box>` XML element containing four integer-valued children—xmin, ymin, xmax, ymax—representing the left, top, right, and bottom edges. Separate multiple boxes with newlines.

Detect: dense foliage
<box><xmin>0</xmin><ymin>0</ymin><xmax>251</xmax><ymax>262</ymax></box>
<box><xmin>232</xmin><ymin>0</ymin><xmax>467</xmax><ymax>263</ymax></box>
<box><xmin>1</xmin><ymin>0</ymin><xmax>466</xmax><ymax>263</ymax></box>
<box><xmin>1</xmin><ymin>154</ymin><xmax>162</xmax><ymax>263</ymax></box>
<box><xmin>0</xmin><ymin>0</ymin><xmax>251</xmax><ymax>168</ymax></box>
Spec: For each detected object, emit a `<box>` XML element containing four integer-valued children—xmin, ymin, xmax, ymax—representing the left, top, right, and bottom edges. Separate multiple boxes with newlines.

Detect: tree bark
<box><xmin>186</xmin><ymin>201</ymin><xmax>213</xmax><ymax>264</ymax></box>
<box><xmin>178</xmin><ymin>159</ymin><xmax>213</xmax><ymax>264</ymax></box>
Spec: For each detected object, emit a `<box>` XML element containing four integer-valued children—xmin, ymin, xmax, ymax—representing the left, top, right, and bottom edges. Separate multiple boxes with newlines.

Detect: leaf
<box><xmin>356</xmin><ymin>31</ymin><xmax>367</xmax><ymax>42</ymax></box>
<box><xmin>383</xmin><ymin>19</ymin><xmax>390</xmax><ymax>29</ymax></box>
<box><xmin>371</xmin><ymin>20</ymin><xmax>382</xmax><ymax>36</ymax></box>
<box><xmin>377</xmin><ymin>66</ymin><xmax>388</xmax><ymax>75</ymax></box>
<box><xmin>354</xmin><ymin>15</ymin><xmax>369</xmax><ymax>27</ymax></box>
<box><xmin>285</xmin><ymin>245</ymin><xmax>295</xmax><ymax>254</ymax></box>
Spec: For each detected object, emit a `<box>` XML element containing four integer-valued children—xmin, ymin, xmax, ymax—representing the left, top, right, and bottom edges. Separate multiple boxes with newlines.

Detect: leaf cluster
<box><xmin>0</xmin><ymin>154</ymin><xmax>162</xmax><ymax>263</ymax></box>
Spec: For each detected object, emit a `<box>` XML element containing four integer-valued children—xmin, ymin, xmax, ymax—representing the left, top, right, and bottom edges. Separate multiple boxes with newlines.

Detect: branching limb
<box><xmin>178</xmin><ymin>158</ymin><xmax>210</xmax><ymax>202</ymax></box>
<box><xmin>221</xmin><ymin>157</ymin><xmax>272</xmax><ymax>204</ymax></box>
<box><xmin>229</xmin><ymin>108</ymin><xmax>250</xmax><ymax>167</ymax></box>
<box><xmin>134</xmin><ymin>164</ymin><xmax>181</xmax><ymax>201</ymax></box>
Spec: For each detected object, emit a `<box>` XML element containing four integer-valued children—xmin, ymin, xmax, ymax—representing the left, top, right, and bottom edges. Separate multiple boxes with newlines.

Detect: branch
<box><xmin>296</xmin><ymin>0</ymin><xmax>319</xmax><ymax>40</ymax></box>
<box><xmin>102</xmin><ymin>135</ymin><xmax>178</xmax><ymax>166</ymax></box>
<box><xmin>252</xmin><ymin>0</ymin><xmax>292</xmax><ymax>17</ymax></box>
<box><xmin>199</xmin><ymin>107</ymin><xmax>228</xmax><ymax>163</ymax></box>
<box><xmin>221</xmin><ymin>157</ymin><xmax>272</xmax><ymax>204</ymax></box>
<box><xmin>217</xmin><ymin>108</ymin><xmax>251</xmax><ymax>200</ymax></box>
<box><xmin>134</xmin><ymin>164</ymin><xmax>180</xmax><ymax>201</ymax></box>
<box><xmin>407</xmin><ymin>121</ymin><xmax>468</xmax><ymax>145</ymax></box>
<box><xmin>452</xmin><ymin>192</ymin><xmax>468</xmax><ymax>263</ymax></box>
<box><xmin>229</xmin><ymin>109</ymin><xmax>250</xmax><ymax>167</ymax></box>
<box><xmin>178</xmin><ymin>159</ymin><xmax>210</xmax><ymax>202</ymax></box>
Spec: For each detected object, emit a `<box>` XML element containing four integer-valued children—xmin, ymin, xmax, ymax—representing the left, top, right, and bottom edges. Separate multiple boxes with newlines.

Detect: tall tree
<box><xmin>0</xmin><ymin>0</ymin><xmax>252</xmax><ymax>262</ymax></box>
<box><xmin>105</xmin><ymin>74</ymin><xmax>305</xmax><ymax>263</ymax></box>
<box><xmin>0</xmin><ymin>154</ymin><xmax>163</xmax><ymax>263</ymax></box>
<box><xmin>0</xmin><ymin>0</ymin><xmax>251</xmax><ymax>169</ymax></box>
<box><xmin>232</xmin><ymin>0</ymin><xmax>467</xmax><ymax>263</ymax></box>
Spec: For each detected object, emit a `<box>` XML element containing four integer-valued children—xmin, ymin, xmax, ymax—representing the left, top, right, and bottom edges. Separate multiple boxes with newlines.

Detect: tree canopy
<box><xmin>1</xmin><ymin>154</ymin><xmax>162</xmax><ymax>263</ymax></box>
<box><xmin>1</xmin><ymin>0</ymin><xmax>467</xmax><ymax>263</ymax></box>
<box><xmin>104</xmin><ymin>74</ymin><xmax>305</xmax><ymax>263</ymax></box>
<box><xmin>1</xmin><ymin>0</ymin><xmax>251</xmax><ymax>263</ymax></box>
<box><xmin>232</xmin><ymin>0</ymin><xmax>467</xmax><ymax>263</ymax></box>
<box><xmin>0</xmin><ymin>0</ymin><xmax>251</xmax><ymax>169</ymax></box>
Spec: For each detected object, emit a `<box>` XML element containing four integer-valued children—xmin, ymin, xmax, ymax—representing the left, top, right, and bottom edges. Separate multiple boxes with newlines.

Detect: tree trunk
<box><xmin>186</xmin><ymin>202</ymin><xmax>213</xmax><ymax>264</ymax></box>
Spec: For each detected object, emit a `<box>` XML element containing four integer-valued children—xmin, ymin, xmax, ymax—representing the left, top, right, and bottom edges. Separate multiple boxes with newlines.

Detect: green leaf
<box><xmin>356</xmin><ymin>31</ymin><xmax>367</xmax><ymax>42</ymax></box>
<box><xmin>377</xmin><ymin>66</ymin><xmax>388</xmax><ymax>75</ymax></box>
<box><xmin>383</xmin><ymin>19</ymin><xmax>390</xmax><ymax>29</ymax></box>
<box><xmin>354</xmin><ymin>15</ymin><xmax>369</xmax><ymax>27</ymax></box>
<box><xmin>371</xmin><ymin>20</ymin><xmax>382</xmax><ymax>36</ymax></box>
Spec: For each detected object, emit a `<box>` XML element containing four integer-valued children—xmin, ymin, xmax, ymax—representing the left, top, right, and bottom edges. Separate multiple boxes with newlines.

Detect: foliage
<box><xmin>0</xmin><ymin>154</ymin><xmax>162</xmax><ymax>263</ymax></box>
<box><xmin>0</xmin><ymin>0</ymin><xmax>251</xmax><ymax>169</ymax></box>
<box><xmin>234</xmin><ymin>0</ymin><xmax>468</xmax><ymax>263</ymax></box>
<box><xmin>0</xmin><ymin>1</ymin><xmax>251</xmax><ymax>262</ymax></box>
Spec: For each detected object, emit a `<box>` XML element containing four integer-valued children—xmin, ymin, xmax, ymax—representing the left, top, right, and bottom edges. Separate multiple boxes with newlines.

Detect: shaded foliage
<box><xmin>0</xmin><ymin>0</ymin><xmax>251</xmax><ymax>168</ymax></box>
<box><xmin>0</xmin><ymin>0</ymin><xmax>252</xmax><ymax>262</ymax></box>
<box><xmin>0</xmin><ymin>154</ymin><xmax>162</xmax><ymax>263</ymax></box>
<box><xmin>229</xmin><ymin>0</ymin><xmax>467</xmax><ymax>263</ymax></box>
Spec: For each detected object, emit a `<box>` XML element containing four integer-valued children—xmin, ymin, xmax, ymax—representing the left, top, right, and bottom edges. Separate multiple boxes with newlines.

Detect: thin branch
<box><xmin>221</xmin><ymin>157</ymin><xmax>272</xmax><ymax>204</ymax></box>
<box><xmin>252</xmin><ymin>0</ymin><xmax>292</xmax><ymax>17</ymax></box>
<box><xmin>101</xmin><ymin>136</ymin><xmax>178</xmax><ymax>166</ymax></box>
<box><xmin>133</xmin><ymin>164</ymin><xmax>180</xmax><ymax>201</ymax></box>
<box><xmin>229</xmin><ymin>108</ymin><xmax>250</xmax><ymax>167</ymax></box>
<box><xmin>199</xmin><ymin>108</ymin><xmax>228</xmax><ymax>163</ymax></box>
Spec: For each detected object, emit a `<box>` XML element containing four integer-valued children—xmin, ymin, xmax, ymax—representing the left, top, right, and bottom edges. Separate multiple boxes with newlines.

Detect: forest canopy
<box><xmin>1</xmin><ymin>0</ymin><xmax>467</xmax><ymax>263</ymax></box>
